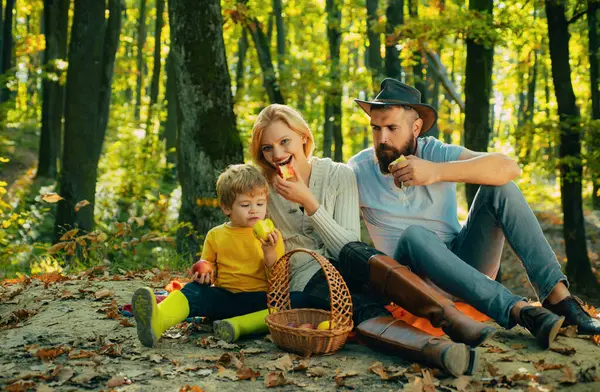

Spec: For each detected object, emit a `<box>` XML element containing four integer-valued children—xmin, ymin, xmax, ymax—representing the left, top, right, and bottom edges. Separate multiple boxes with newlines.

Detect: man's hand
<box><xmin>390</xmin><ymin>155</ymin><xmax>440</xmax><ymax>188</ymax></box>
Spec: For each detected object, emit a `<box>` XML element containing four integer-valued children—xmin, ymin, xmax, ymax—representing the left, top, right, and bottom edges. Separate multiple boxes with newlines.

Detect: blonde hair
<box><xmin>250</xmin><ymin>104</ymin><xmax>315</xmax><ymax>179</ymax></box>
<box><xmin>216</xmin><ymin>164</ymin><xmax>268</xmax><ymax>210</ymax></box>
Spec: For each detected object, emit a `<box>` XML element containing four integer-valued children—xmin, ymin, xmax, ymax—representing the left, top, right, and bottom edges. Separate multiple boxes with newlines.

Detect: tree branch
<box><xmin>567</xmin><ymin>9</ymin><xmax>587</xmax><ymax>25</ymax></box>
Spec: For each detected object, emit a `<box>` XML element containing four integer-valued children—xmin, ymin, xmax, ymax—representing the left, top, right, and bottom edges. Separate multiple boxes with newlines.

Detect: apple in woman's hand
<box><xmin>191</xmin><ymin>260</ymin><xmax>213</xmax><ymax>275</ymax></box>
<box><xmin>277</xmin><ymin>163</ymin><xmax>296</xmax><ymax>180</ymax></box>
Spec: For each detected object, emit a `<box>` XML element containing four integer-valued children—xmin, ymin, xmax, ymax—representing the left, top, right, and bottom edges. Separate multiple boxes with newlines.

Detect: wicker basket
<box><xmin>265</xmin><ymin>248</ymin><xmax>353</xmax><ymax>356</ymax></box>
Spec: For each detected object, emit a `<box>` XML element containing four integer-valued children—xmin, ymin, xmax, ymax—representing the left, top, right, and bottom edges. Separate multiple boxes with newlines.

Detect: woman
<box><xmin>247</xmin><ymin>104</ymin><xmax>490</xmax><ymax>376</ymax></box>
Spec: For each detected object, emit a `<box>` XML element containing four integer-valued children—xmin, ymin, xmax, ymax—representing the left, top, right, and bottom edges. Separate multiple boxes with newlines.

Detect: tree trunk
<box><xmin>273</xmin><ymin>0</ymin><xmax>285</xmax><ymax>74</ymax></box>
<box><xmin>385</xmin><ymin>0</ymin><xmax>403</xmax><ymax>81</ymax></box>
<box><xmin>545</xmin><ymin>0</ymin><xmax>596</xmax><ymax>289</ymax></box>
<box><xmin>588</xmin><ymin>1</ymin><xmax>600</xmax><ymax>210</ymax></box>
<box><xmin>522</xmin><ymin>49</ymin><xmax>538</xmax><ymax>162</ymax></box>
<box><xmin>135</xmin><ymin>0</ymin><xmax>146</xmax><ymax>121</ymax></box>
<box><xmin>366</xmin><ymin>0</ymin><xmax>383</xmax><ymax>91</ymax></box>
<box><xmin>169</xmin><ymin>0</ymin><xmax>244</xmax><ymax>254</ymax></box>
<box><xmin>164</xmin><ymin>50</ymin><xmax>178</xmax><ymax>181</ymax></box>
<box><xmin>408</xmin><ymin>0</ymin><xmax>426</xmax><ymax>102</ymax></box>
<box><xmin>149</xmin><ymin>0</ymin><xmax>164</xmax><ymax>113</ymax></box>
<box><xmin>463</xmin><ymin>0</ymin><xmax>494</xmax><ymax>207</ymax></box>
<box><xmin>234</xmin><ymin>29</ymin><xmax>248</xmax><ymax>101</ymax></box>
<box><xmin>0</xmin><ymin>0</ymin><xmax>15</xmax><ymax>107</ymax></box>
<box><xmin>244</xmin><ymin>14</ymin><xmax>284</xmax><ymax>104</ymax></box>
<box><xmin>422</xmin><ymin>51</ymin><xmax>440</xmax><ymax>139</ymax></box>
<box><xmin>37</xmin><ymin>0</ymin><xmax>69</xmax><ymax>179</ymax></box>
<box><xmin>324</xmin><ymin>0</ymin><xmax>343</xmax><ymax>162</ymax></box>
<box><xmin>55</xmin><ymin>0</ymin><xmax>122</xmax><ymax>238</ymax></box>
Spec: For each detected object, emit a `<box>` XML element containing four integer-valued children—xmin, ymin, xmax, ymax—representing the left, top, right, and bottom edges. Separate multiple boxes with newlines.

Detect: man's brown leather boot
<box><xmin>369</xmin><ymin>254</ymin><xmax>496</xmax><ymax>347</ymax></box>
<box><xmin>357</xmin><ymin>317</ymin><xmax>478</xmax><ymax>377</ymax></box>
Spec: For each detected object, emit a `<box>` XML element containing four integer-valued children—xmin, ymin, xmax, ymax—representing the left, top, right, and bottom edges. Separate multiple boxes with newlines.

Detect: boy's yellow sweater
<box><xmin>200</xmin><ymin>223</ymin><xmax>285</xmax><ymax>293</ymax></box>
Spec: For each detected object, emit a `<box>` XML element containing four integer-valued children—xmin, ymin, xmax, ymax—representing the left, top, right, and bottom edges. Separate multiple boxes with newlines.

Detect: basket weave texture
<box><xmin>265</xmin><ymin>248</ymin><xmax>353</xmax><ymax>356</ymax></box>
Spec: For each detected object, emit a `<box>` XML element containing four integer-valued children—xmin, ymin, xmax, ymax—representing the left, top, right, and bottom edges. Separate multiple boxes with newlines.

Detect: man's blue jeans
<box><xmin>393</xmin><ymin>182</ymin><xmax>568</xmax><ymax>328</ymax></box>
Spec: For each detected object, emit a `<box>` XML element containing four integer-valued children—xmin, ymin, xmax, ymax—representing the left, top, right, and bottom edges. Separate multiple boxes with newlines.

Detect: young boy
<box><xmin>132</xmin><ymin>164</ymin><xmax>284</xmax><ymax>347</ymax></box>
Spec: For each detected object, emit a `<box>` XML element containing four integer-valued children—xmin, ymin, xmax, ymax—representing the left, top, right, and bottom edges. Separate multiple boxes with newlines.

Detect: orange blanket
<box><xmin>385</xmin><ymin>302</ymin><xmax>490</xmax><ymax>336</ymax></box>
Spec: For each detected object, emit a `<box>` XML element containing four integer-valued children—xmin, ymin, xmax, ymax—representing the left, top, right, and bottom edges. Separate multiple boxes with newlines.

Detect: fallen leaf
<box><xmin>36</xmin><ymin>385</ymin><xmax>55</xmax><ymax>392</ymax></box>
<box><xmin>240</xmin><ymin>347</ymin><xmax>266</xmax><ymax>355</ymax></box>
<box><xmin>5</xmin><ymin>380</ymin><xmax>37</xmax><ymax>391</ymax></box>
<box><xmin>550</xmin><ymin>346</ymin><xmax>576</xmax><ymax>356</ymax></box>
<box><xmin>237</xmin><ymin>366</ymin><xmax>260</xmax><ymax>380</ymax></box>
<box><xmin>368</xmin><ymin>361</ymin><xmax>407</xmax><ymax>381</ymax></box>
<box><xmin>334</xmin><ymin>369</ymin><xmax>359</xmax><ymax>387</ymax></box>
<box><xmin>216</xmin><ymin>353</ymin><xmax>244</xmax><ymax>369</ymax></box>
<box><xmin>559</xmin><ymin>366</ymin><xmax>577</xmax><ymax>384</ymax></box>
<box><xmin>307</xmin><ymin>366</ymin><xmax>327</xmax><ymax>377</ymax></box>
<box><xmin>217</xmin><ymin>366</ymin><xmax>238</xmax><ymax>381</ymax></box>
<box><xmin>74</xmin><ymin>200</ymin><xmax>91</xmax><ymax>212</ymax></box>
<box><xmin>146</xmin><ymin>353</ymin><xmax>163</xmax><ymax>363</ymax></box>
<box><xmin>35</xmin><ymin>346</ymin><xmax>70</xmax><ymax>361</ymax></box>
<box><xmin>264</xmin><ymin>371</ymin><xmax>288</xmax><ymax>387</ymax></box>
<box><xmin>558</xmin><ymin>325</ymin><xmax>578</xmax><ymax>338</ymax></box>
<box><xmin>41</xmin><ymin>193</ymin><xmax>63</xmax><ymax>203</ymax></box>
<box><xmin>179</xmin><ymin>385</ymin><xmax>204</xmax><ymax>392</ymax></box>
<box><xmin>533</xmin><ymin>359</ymin><xmax>563</xmax><ymax>371</ymax></box>
<box><xmin>93</xmin><ymin>289</ymin><xmax>113</xmax><ymax>299</ymax></box>
<box><xmin>421</xmin><ymin>369</ymin><xmax>437</xmax><ymax>392</ymax></box>
<box><xmin>486</xmin><ymin>346</ymin><xmax>508</xmax><ymax>353</ymax></box>
<box><xmin>119</xmin><ymin>319</ymin><xmax>134</xmax><ymax>327</ymax></box>
<box><xmin>487</xmin><ymin>362</ymin><xmax>500</xmax><ymax>377</ymax></box>
<box><xmin>56</xmin><ymin>367</ymin><xmax>75</xmax><ymax>385</ymax></box>
<box><xmin>107</xmin><ymin>375</ymin><xmax>131</xmax><ymax>387</ymax></box>
<box><xmin>450</xmin><ymin>375</ymin><xmax>471</xmax><ymax>392</ymax></box>
<box><xmin>510</xmin><ymin>343</ymin><xmax>527</xmax><ymax>350</ymax></box>
<box><xmin>263</xmin><ymin>354</ymin><xmax>294</xmax><ymax>372</ymax></box>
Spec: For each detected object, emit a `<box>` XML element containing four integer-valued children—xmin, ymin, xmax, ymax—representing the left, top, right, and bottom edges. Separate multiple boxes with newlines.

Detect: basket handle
<box><xmin>267</xmin><ymin>248</ymin><xmax>353</xmax><ymax>330</ymax></box>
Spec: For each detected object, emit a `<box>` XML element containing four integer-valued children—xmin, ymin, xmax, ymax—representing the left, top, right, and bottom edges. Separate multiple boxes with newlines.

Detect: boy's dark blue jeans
<box><xmin>180</xmin><ymin>283</ymin><xmax>310</xmax><ymax>320</ymax></box>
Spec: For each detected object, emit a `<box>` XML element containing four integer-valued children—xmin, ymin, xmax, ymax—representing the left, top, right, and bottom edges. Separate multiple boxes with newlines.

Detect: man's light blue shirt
<box><xmin>348</xmin><ymin>137</ymin><xmax>465</xmax><ymax>257</ymax></box>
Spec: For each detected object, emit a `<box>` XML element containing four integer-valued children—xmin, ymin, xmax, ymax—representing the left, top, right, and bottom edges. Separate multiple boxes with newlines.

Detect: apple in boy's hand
<box><xmin>192</xmin><ymin>260</ymin><xmax>212</xmax><ymax>275</ymax></box>
<box><xmin>253</xmin><ymin>218</ymin><xmax>276</xmax><ymax>241</ymax></box>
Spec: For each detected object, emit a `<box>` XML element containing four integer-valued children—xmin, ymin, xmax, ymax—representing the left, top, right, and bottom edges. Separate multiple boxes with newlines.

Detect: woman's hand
<box><xmin>272</xmin><ymin>163</ymin><xmax>319</xmax><ymax>214</ymax></box>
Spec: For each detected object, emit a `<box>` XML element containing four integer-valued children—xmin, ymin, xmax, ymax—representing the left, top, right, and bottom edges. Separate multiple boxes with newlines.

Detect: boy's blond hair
<box><xmin>216</xmin><ymin>164</ymin><xmax>269</xmax><ymax>210</ymax></box>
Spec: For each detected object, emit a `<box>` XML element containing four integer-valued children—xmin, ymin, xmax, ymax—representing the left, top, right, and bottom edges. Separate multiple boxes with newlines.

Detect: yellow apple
<box><xmin>388</xmin><ymin>155</ymin><xmax>406</xmax><ymax>172</ymax></box>
<box><xmin>317</xmin><ymin>320</ymin><xmax>335</xmax><ymax>330</ymax></box>
<box><xmin>253</xmin><ymin>218</ymin><xmax>276</xmax><ymax>241</ymax></box>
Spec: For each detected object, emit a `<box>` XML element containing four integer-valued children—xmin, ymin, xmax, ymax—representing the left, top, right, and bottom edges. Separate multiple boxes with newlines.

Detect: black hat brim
<box><xmin>355</xmin><ymin>99</ymin><xmax>438</xmax><ymax>136</ymax></box>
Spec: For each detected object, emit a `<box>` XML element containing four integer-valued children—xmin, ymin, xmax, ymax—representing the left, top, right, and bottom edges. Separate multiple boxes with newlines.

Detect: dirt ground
<box><xmin>1</xmin><ymin>212</ymin><xmax>600</xmax><ymax>392</ymax></box>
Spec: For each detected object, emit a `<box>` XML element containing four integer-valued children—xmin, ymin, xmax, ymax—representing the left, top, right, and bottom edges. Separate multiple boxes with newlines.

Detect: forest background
<box><xmin>1</xmin><ymin>0</ymin><xmax>600</xmax><ymax>297</ymax></box>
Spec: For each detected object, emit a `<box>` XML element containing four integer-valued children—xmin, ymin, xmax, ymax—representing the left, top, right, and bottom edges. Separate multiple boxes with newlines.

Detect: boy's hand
<box><xmin>189</xmin><ymin>269</ymin><xmax>214</xmax><ymax>285</ymax></box>
<box><xmin>259</xmin><ymin>230</ymin><xmax>279</xmax><ymax>252</ymax></box>
<box><xmin>259</xmin><ymin>230</ymin><xmax>279</xmax><ymax>268</ymax></box>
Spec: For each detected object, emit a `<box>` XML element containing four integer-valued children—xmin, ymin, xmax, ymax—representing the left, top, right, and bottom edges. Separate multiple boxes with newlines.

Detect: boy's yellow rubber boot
<box><xmin>213</xmin><ymin>309</ymin><xmax>270</xmax><ymax>343</ymax></box>
<box><xmin>132</xmin><ymin>287</ymin><xmax>190</xmax><ymax>347</ymax></box>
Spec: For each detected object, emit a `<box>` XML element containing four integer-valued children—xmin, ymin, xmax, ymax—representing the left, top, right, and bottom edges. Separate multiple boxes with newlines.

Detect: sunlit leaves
<box><xmin>41</xmin><ymin>193</ymin><xmax>63</xmax><ymax>203</ymax></box>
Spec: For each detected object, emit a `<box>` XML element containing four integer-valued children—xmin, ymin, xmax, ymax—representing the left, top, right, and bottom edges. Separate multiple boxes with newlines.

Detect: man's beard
<box><xmin>375</xmin><ymin>138</ymin><xmax>417</xmax><ymax>174</ymax></box>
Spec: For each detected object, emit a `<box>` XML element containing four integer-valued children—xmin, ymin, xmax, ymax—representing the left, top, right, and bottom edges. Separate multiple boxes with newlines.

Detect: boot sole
<box><xmin>132</xmin><ymin>288</ymin><xmax>158</xmax><ymax>347</ymax></box>
<box><xmin>441</xmin><ymin>343</ymin><xmax>474</xmax><ymax>377</ymax></box>
<box><xmin>213</xmin><ymin>320</ymin><xmax>236</xmax><ymax>343</ymax></box>
<box><xmin>544</xmin><ymin>315</ymin><xmax>565</xmax><ymax>348</ymax></box>
<box><xmin>467</xmin><ymin>326</ymin><xmax>496</xmax><ymax>348</ymax></box>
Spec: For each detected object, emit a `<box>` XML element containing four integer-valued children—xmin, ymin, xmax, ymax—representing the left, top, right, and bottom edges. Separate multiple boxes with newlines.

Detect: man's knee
<box><xmin>395</xmin><ymin>225</ymin><xmax>437</xmax><ymax>260</ymax></box>
<box><xmin>478</xmin><ymin>182</ymin><xmax>522</xmax><ymax>200</ymax></box>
